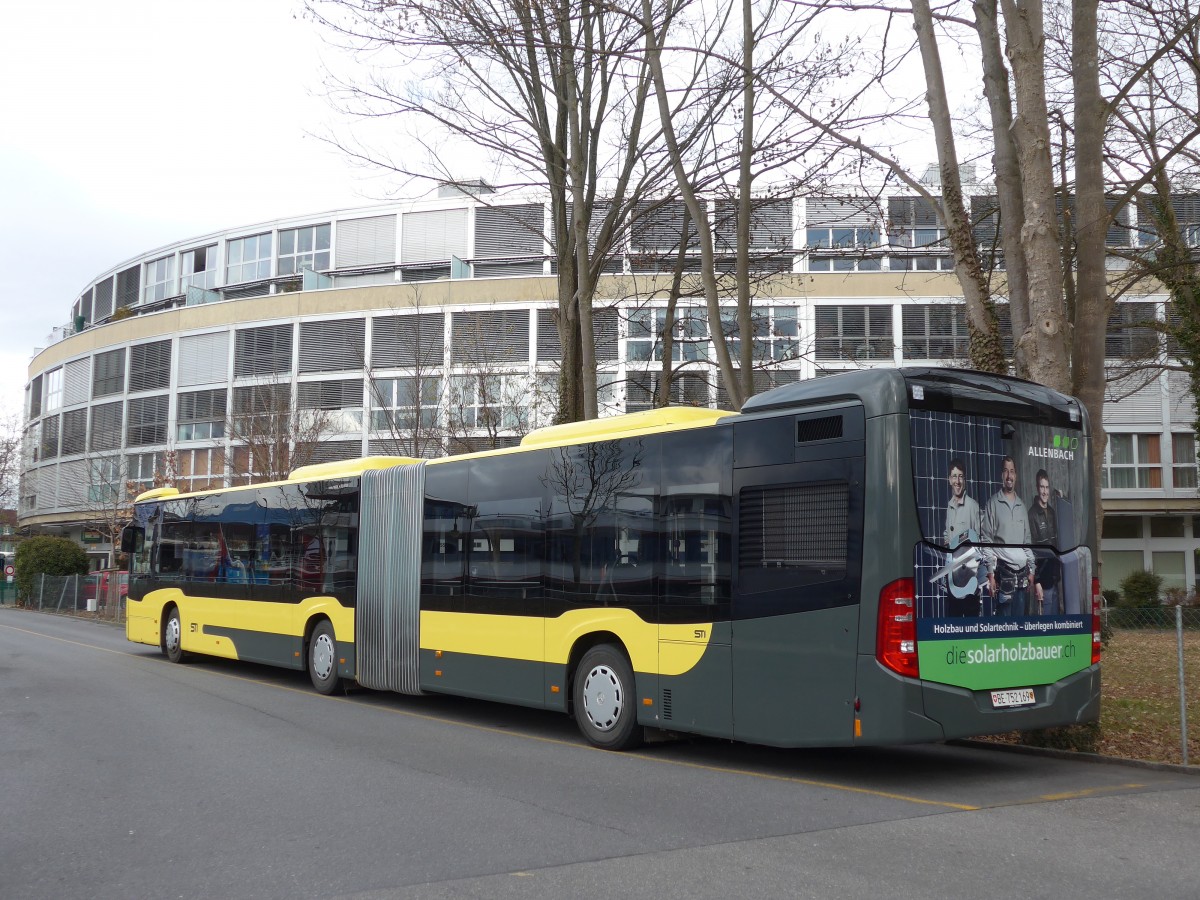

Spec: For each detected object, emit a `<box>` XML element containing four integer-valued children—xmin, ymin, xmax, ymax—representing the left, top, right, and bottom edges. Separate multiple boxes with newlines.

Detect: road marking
<box><xmin>1038</xmin><ymin>784</ymin><xmax>1147</xmax><ymax>802</ymax></box>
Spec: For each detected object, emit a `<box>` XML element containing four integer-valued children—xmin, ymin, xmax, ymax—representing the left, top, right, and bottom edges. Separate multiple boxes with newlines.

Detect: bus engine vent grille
<box><xmin>662</xmin><ymin>689</ymin><xmax>673</xmax><ymax>720</ymax></box>
<box><xmin>796</xmin><ymin>415</ymin><xmax>843</xmax><ymax>443</ymax></box>
<box><xmin>739</xmin><ymin>481</ymin><xmax>849</xmax><ymax>575</ymax></box>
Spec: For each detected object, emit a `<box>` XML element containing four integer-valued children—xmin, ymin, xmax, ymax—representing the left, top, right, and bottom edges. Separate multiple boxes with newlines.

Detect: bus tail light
<box><xmin>1091</xmin><ymin>577</ymin><xmax>1102</xmax><ymax>664</ymax></box>
<box><xmin>877</xmin><ymin>578</ymin><xmax>919</xmax><ymax>678</ymax></box>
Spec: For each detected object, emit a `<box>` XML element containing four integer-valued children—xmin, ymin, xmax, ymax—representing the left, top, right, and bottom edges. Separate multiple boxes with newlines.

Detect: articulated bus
<box><xmin>123</xmin><ymin>368</ymin><xmax>1101</xmax><ymax>750</ymax></box>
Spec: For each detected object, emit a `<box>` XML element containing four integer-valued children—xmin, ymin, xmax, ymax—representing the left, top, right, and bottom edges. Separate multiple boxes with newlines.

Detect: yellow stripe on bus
<box><xmin>420</xmin><ymin>608</ymin><xmax>712</xmax><ymax>676</ymax></box>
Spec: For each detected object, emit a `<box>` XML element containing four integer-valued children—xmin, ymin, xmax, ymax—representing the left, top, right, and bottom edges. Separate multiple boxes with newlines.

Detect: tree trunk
<box><xmin>974</xmin><ymin>0</ymin><xmax>1031</xmax><ymax>354</ymax></box>
<box><xmin>1000</xmin><ymin>0</ymin><xmax>1071</xmax><ymax>393</ymax></box>
<box><xmin>911</xmin><ymin>0</ymin><xmax>1004</xmax><ymax>374</ymax></box>
<box><xmin>1070</xmin><ymin>0</ymin><xmax>1109</xmax><ymax>542</ymax></box>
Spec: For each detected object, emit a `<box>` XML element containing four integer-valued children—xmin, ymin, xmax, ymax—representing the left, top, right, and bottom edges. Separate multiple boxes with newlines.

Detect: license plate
<box><xmin>991</xmin><ymin>688</ymin><xmax>1036</xmax><ymax>709</ymax></box>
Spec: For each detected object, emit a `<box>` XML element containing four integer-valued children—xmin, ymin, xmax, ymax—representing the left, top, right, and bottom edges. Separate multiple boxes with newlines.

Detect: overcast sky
<box><xmin>0</xmin><ymin>0</ymin><xmax>399</xmax><ymax>416</ymax></box>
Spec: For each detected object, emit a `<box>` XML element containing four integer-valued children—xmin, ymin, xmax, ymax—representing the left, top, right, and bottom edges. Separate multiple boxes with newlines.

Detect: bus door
<box><xmin>657</xmin><ymin>431</ymin><xmax>734</xmax><ymax>739</ymax></box>
<box><xmin>731</xmin><ymin>407</ymin><xmax>865</xmax><ymax>746</ymax></box>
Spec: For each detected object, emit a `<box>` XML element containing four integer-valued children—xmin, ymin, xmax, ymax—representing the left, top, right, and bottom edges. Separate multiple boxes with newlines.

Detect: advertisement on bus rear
<box><xmin>909</xmin><ymin>409</ymin><xmax>1093</xmax><ymax>690</ymax></box>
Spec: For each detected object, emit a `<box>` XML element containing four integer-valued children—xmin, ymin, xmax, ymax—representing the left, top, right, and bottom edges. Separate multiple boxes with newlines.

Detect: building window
<box><xmin>1173</xmin><ymin>433</ymin><xmax>1197</xmax><ymax>488</ymax></box>
<box><xmin>226</xmin><ymin>233</ymin><xmax>273</xmax><ymax>285</ymax></box>
<box><xmin>89</xmin><ymin>401</ymin><xmax>124</xmax><ymax>452</ymax></box>
<box><xmin>126</xmin><ymin>395</ymin><xmax>169</xmax><ymax>447</ymax></box>
<box><xmin>1103</xmin><ymin>433</ymin><xmax>1162</xmax><ymax>489</ymax></box>
<box><xmin>278</xmin><ymin>224</ymin><xmax>331</xmax><ymax>276</ymax></box>
<box><xmin>93</xmin><ymin>348</ymin><xmax>126</xmax><ymax>398</ymax></box>
<box><xmin>815</xmin><ymin>305</ymin><xmax>893</xmax><ymax>361</ymax></box>
<box><xmin>902</xmin><ymin>304</ymin><xmax>969</xmax><ymax>360</ymax></box>
<box><xmin>370</xmin><ymin>376</ymin><xmax>440</xmax><ymax>431</ymax></box>
<box><xmin>177</xmin><ymin>389</ymin><xmax>227</xmax><ymax>441</ymax></box>
<box><xmin>126</xmin><ymin>452</ymin><xmax>167</xmax><ymax>494</ymax></box>
<box><xmin>234</xmin><ymin>324</ymin><xmax>293</xmax><ymax>377</ymax></box>
<box><xmin>805</xmin><ymin>225</ymin><xmax>882</xmax><ymax>272</ymax></box>
<box><xmin>448</xmin><ymin>374</ymin><xmax>529</xmax><ymax>433</ymax></box>
<box><xmin>177</xmin><ymin>448</ymin><xmax>226</xmax><ymax>492</ymax></box>
<box><xmin>181</xmin><ymin>244</ymin><xmax>218</xmax><ymax>291</ymax></box>
<box><xmin>143</xmin><ymin>255</ymin><xmax>176</xmax><ymax>304</ymax></box>
<box><xmin>719</xmin><ymin>306</ymin><xmax>800</xmax><ymax>363</ymax></box>
<box><xmin>806</xmin><ymin>224</ymin><xmax>880</xmax><ymax>250</ymax></box>
<box><xmin>626</xmin><ymin>308</ymin><xmax>709</xmax><ymax>363</ymax></box>
<box><xmin>88</xmin><ymin>456</ymin><xmax>123</xmax><ymax>505</ymax></box>
<box><xmin>1106</xmin><ymin>302</ymin><xmax>1159</xmax><ymax>359</ymax></box>
<box><xmin>128</xmin><ymin>340</ymin><xmax>172</xmax><ymax>393</ymax></box>
<box><xmin>1102</xmin><ymin>516</ymin><xmax>1143</xmax><ymax>539</ymax></box>
<box><xmin>625</xmin><ymin>372</ymin><xmax>710</xmax><ymax>412</ymax></box>
<box><xmin>40</xmin><ymin>415</ymin><xmax>59</xmax><ymax>460</ymax></box>
<box><xmin>296</xmin><ymin>380</ymin><xmax>364</xmax><ymax>432</ymax></box>
<box><xmin>44</xmin><ymin>368</ymin><xmax>63</xmax><ymax>412</ymax></box>
<box><xmin>808</xmin><ymin>255</ymin><xmax>883</xmax><ymax>272</ymax></box>
<box><xmin>61</xmin><ymin>409</ymin><xmax>87</xmax><ymax>456</ymax></box>
<box><xmin>29</xmin><ymin>375</ymin><xmax>42</xmax><ymax>419</ymax></box>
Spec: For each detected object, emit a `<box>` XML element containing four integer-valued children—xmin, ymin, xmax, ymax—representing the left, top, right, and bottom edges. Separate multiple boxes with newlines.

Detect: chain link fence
<box><xmin>1100</xmin><ymin>604</ymin><xmax>1198</xmax><ymax>766</ymax></box>
<box><xmin>3</xmin><ymin>571</ymin><xmax>127</xmax><ymax>623</ymax></box>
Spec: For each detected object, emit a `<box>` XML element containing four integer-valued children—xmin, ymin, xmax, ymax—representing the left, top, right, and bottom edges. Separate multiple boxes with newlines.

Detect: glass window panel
<box><xmin>1138</xmin><ymin>434</ymin><xmax>1161</xmax><ymax>463</ymax></box>
<box><xmin>280</xmin><ymin>229</ymin><xmax>294</xmax><ymax>255</ymax></box>
<box><xmin>316</xmin><ymin>224</ymin><xmax>331</xmax><ymax>251</ymax></box>
<box><xmin>806</xmin><ymin>228</ymin><xmax>830</xmax><ymax>249</ymax></box>
<box><xmin>299</xmin><ymin>228</ymin><xmax>313</xmax><ymax>253</ymax></box>
<box><xmin>808</xmin><ymin>257</ymin><xmax>831</xmax><ymax>271</ymax></box>
<box><xmin>1103</xmin><ymin>516</ymin><xmax>1143</xmax><ymax>539</ymax></box>
<box><xmin>1150</xmin><ymin>516</ymin><xmax>1185</xmax><ymax>538</ymax></box>
<box><xmin>1152</xmin><ymin>551</ymin><xmax>1186</xmax><ymax>594</ymax></box>
<box><xmin>1108</xmin><ymin>434</ymin><xmax>1133</xmax><ymax>465</ymax></box>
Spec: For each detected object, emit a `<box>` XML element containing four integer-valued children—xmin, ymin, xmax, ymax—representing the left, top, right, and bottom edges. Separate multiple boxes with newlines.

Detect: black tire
<box><xmin>572</xmin><ymin>644</ymin><xmax>643</xmax><ymax>750</ymax></box>
<box><xmin>308</xmin><ymin>620</ymin><xmax>342</xmax><ymax>695</ymax></box>
<box><xmin>162</xmin><ymin>606</ymin><xmax>185</xmax><ymax>664</ymax></box>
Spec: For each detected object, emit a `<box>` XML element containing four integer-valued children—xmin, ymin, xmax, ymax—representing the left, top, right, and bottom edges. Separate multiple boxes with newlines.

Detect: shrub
<box><xmin>14</xmin><ymin>537</ymin><xmax>89</xmax><ymax>605</ymax></box>
<box><xmin>1117</xmin><ymin>569</ymin><xmax>1163</xmax><ymax>607</ymax></box>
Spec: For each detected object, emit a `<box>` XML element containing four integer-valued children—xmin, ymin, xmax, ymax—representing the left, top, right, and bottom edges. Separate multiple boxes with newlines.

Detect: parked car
<box><xmin>83</xmin><ymin>570</ymin><xmax>128</xmax><ymax>605</ymax></box>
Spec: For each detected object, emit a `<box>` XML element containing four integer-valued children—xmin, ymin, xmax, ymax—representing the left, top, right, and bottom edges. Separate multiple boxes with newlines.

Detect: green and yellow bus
<box><xmin>124</xmin><ymin>368</ymin><xmax>1101</xmax><ymax>749</ymax></box>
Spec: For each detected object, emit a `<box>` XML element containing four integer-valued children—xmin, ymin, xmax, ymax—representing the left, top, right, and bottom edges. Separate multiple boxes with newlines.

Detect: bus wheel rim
<box><xmin>313</xmin><ymin>633</ymin><xmax>335</xmax><ymax>681</ymax></box>
<box><xmin>165</xmin><ymin>615</ymin><xmax>180</xmax><ymax>652</ymax></box>
<box><xmin>582</xmin><ymin>665</ymin><xmax>622</xmax><ymax>732</ymax></box>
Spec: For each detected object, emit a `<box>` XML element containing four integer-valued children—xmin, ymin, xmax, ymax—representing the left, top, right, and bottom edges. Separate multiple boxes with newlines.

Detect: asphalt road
<box><xmin>1</xmin><ymin>607</ymin><xmax>1197</xmax><ymax>900</ymax></box>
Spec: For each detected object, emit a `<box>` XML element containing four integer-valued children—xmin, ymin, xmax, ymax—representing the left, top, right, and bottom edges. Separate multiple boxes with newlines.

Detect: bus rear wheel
<box><xmin>308</xmin><ymin>620</ymin><xmax>342</xmax><ymax>695</ymax></box>
<box><xmin>162</xmin><ymin>607</ymin><xmax>185</xmax><ymax>664</ymax></box>
<box><xmin>573</xmin><ymin>644</ymin><xmax>643</xmax><ymax>751</ymax></box>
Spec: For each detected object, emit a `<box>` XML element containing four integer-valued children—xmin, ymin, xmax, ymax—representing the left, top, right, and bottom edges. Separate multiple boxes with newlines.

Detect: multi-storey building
<box><xmin>20</xmin><ymin>181</ymin><xmax>1200</xmax><ymax>592</ymax></box>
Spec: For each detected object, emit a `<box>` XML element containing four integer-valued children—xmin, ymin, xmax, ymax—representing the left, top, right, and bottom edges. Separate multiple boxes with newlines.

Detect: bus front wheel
<box><xmin>572</xmin><ymin>644</ymin><xmax>643</xmax><ymax>751</ymax></box>
<box><xmin>162</xmin><ymin>607</ymin><xmax>185</xmax><ymax>664</ymax></box>
<box><xmin>308</xmin><ymin>620</ymin><xmax>342</xmax><ymax>695</ymax></box>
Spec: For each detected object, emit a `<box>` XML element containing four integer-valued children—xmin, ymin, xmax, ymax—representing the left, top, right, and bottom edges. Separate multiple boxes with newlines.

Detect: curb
<box><xmin>953</xmin><ymin>738</ymin><xmax>1199</xmax><ymax>775</ymax></box>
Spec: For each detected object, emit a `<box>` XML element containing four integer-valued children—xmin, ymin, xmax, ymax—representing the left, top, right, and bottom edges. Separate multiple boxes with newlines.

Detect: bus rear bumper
<box><xmin>924</xmin><ymin>665</ymin><xmax>1101</xmax><ymax>740</ymax></box>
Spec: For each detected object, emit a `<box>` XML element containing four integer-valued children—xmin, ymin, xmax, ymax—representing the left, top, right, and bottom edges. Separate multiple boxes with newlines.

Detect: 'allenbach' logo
<box><xmin>1028</xmin><ymin>433</ymin><xmax>1077</xmax><ymax>461</ymax></box>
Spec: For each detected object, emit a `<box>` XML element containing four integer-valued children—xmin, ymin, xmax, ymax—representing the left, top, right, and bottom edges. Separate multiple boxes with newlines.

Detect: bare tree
<box><xmin>307</xmin><ymin>0</ymin><xmax>675</xmax><ymax>422</ymax></box>
<box><xmin>227</xmin><ymin>377</ymin><xmax>336</xmax><ymax>483</ymax></box>
<box><xmin>0</xmin><ymin>412</ymin><xmax>23</xmax><ymax>513</ymax></box>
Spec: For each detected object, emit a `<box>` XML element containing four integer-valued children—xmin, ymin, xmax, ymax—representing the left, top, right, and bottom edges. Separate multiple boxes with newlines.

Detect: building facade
<box><xmin>21</xmin><ymin>184</ymin><xmax>1200</xmax><ymax>590</ymax></box>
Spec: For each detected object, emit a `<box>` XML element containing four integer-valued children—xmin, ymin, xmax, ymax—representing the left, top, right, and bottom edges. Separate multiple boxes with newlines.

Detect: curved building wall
<box><xmin>22</xmin><ymin>191</ymin><xmax>1196</xmax><ymax>586</ymax></box>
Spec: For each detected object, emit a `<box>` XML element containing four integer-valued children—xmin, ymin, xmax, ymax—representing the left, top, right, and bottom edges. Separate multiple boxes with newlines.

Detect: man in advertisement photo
<box><xmin>983</xmin><ymin>456</ymin><xmax>1038</xmax><ymax>616</ymax></box>
<box><xmin>1028</xmin><ymin>469</ymin><xmax>1062</xmax><ymax>615</ymax></box>
<box><xmin>942</xmin><ymin>458</ymin><xmax>985</xmax><ymax>616</ymax></box>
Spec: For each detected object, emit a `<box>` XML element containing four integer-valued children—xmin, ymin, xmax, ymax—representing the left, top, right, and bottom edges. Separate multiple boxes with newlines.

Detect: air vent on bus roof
<box><xmin>796</xmin><ymin>415</ymin><xmax>843</xmax><ymax>443</ymax></box>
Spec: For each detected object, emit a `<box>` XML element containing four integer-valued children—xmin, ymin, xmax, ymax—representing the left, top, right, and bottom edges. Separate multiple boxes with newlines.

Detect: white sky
<box><xmin>0</xmin><ymin>1</ymin><xmax>956</xmax><ymax>422</ymax></box>
<box><xmin>0</xmin><ymin>0</ymin><xmax>400</xmax><ymax>416</ymax></box>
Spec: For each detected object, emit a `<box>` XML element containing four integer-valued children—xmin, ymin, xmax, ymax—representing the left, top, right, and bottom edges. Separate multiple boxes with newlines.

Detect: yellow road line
<box><xmin>3</xmin><ymin>618</ymin><xmax>978</xmax><ymax>811</ymax></box>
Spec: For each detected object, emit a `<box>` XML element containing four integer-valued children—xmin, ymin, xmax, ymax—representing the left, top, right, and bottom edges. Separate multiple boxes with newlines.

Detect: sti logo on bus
<box><xmin>1028</xmin><ymin>434</ymin><xmax>1078</xmax><ymax>461</ymax></box>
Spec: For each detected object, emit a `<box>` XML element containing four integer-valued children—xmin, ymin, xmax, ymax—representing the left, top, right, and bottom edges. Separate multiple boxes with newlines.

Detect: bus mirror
<box><xmin>121</xmin><ymin>525</ymin><xmax>144</xmax><ymax>554</ymax></box>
